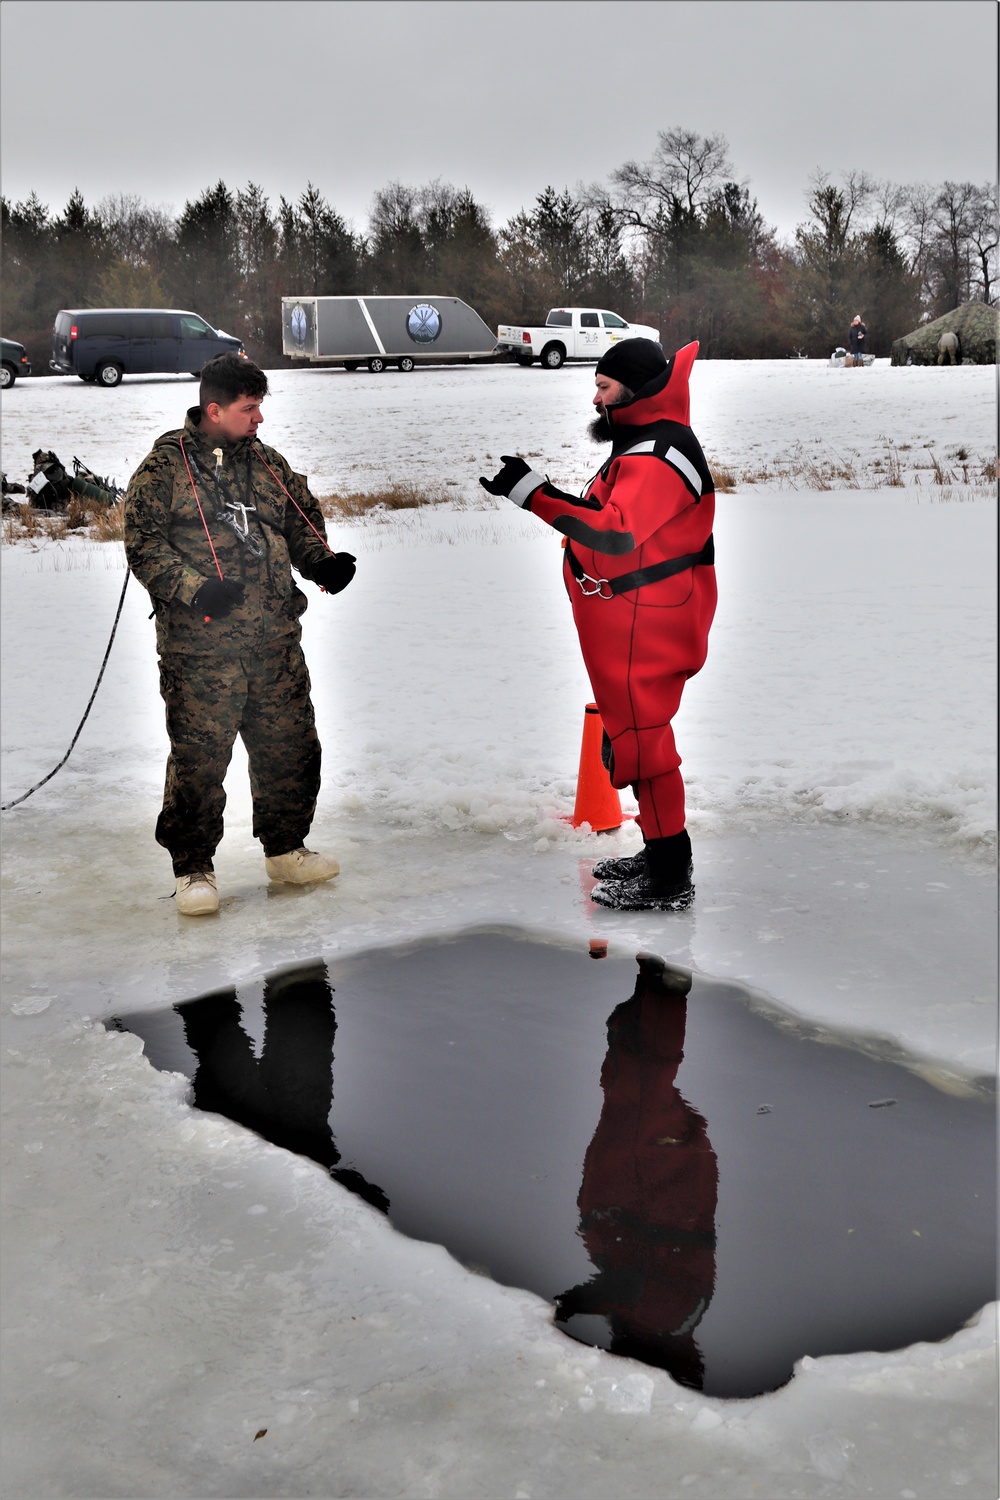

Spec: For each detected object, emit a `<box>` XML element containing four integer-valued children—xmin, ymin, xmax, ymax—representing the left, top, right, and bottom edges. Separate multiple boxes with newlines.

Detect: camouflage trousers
<box><xmin>156</xmin><ymin>633</ymin><xmax>321</xmax><ymax>875</ymax></box>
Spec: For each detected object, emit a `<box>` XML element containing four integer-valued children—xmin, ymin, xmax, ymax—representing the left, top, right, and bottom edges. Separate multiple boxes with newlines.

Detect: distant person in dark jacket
<box><xmin>848</xmin><ymin>315</ymin><xmax>868</xmax><ymax>365</ymax></box>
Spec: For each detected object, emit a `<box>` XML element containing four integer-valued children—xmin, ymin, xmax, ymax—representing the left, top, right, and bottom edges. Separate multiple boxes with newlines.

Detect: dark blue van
<box><xmin>50</xmin><ymin>309</ymin><xmax>244</xmax><ymax>386</ymax></box>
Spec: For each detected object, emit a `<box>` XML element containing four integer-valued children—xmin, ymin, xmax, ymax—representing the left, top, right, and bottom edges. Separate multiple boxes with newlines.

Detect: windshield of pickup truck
<box><xmin>545</xmin><ymin>310</ymin><xmax>572</xmax><ymax>326</ymax></box>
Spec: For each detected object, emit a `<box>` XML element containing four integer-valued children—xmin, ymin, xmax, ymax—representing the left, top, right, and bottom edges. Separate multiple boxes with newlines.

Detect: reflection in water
<box><xmin>111</xmin><ymin>932</ymin><xmax>996</xmax><ymax>1400</ymax></box>
<box><xmin>176</xmin><ymin>962</ymin><xmax>389</xmax><ymax>1213</ymax></box>
<box><xmin>555</xmin><ymin>962</ymin><xmax>718</xmax><ymax>1390</ymax></box>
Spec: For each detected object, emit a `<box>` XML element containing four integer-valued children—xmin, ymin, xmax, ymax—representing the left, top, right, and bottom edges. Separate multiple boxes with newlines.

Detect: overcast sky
<box><xmin>2</xmin><ymin>0</ymin><xmax>996</xmax><ymax>242</ymax></box>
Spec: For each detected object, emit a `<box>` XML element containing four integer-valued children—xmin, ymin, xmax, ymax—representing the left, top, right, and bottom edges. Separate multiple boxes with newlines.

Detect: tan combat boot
<box><xmin>175</xmin><ymin>871</ymin><xmax>219</xmax><ymax>916</ymax></box>
<box><xmin>264</xmin><ymin>847</ymin><xmax>340</xmax><ymax>885</ymax></box>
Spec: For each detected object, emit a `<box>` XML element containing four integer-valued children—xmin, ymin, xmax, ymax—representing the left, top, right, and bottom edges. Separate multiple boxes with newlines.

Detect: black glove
<box><xmin>313</xmin><ymin>553</ymin><xmax>357</xmax><ymax>595</ymax></box>
<box><xmin>479</xmin><ymin>455</ymin><xmax>545</xmax><ymax>506</ymax></box>
<box><xmin>192</xmin><ymin>576</ymin><xmax>245</xmax><ymax>620</ymax></box>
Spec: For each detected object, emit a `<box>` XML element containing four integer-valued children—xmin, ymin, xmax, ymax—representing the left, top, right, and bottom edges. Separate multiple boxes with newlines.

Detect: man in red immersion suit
<box><xmin>480</xmin><ymin>338</ymin><xmax>717</xmax><ymax>910</ymax></box>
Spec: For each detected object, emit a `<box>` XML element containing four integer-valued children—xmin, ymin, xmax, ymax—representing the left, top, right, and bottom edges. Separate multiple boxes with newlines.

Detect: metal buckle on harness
<box><xmin>575</xmin><ymin>570</ymin><xmax>614</xmax><ymax>599</ymax></box>
<box><xmin>215</xmin><ymin>504</ymin><xmax>264</xmax><ymax>558</ymax></box>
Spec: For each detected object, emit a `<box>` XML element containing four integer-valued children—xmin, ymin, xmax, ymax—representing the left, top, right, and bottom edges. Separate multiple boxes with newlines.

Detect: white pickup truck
<box><xmin>496</xmin><ymin>307</ymin><xmax>661</xmax><ymax>369</ymax></box>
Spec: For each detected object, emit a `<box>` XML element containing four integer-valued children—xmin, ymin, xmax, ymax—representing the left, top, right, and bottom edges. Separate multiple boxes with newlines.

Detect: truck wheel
<box><xmin>343</xmin><ymin>362</ymin><xmax>360</xmax><ymax>372</ymax></box>
<box><xmin>516</xmin><ymin>354</ymin><xmax>534</xmax><ymax>366</ymax></box>
<box><xmin>367</xmin><ymin>357</ymin><xmax>386</xmax><ymax>373</ymax></box>
<box><xmin>1</xmin><ymin>363</ymin><xmax>15</xmax><ymax>389</ymax></box>
<box><xmin>540</xmin><ymin>344</ymin><xmax>565</xmax><ymax>370</ymax></box>
<box><xmin>398</xmin><ymin>356</ymin><xmax>415</xmax><ymax>372</ymax></box>
<box><xmin>96</xmin><ymin>361</ymin><xmax>123</xmax><ymax>388</ymax></box>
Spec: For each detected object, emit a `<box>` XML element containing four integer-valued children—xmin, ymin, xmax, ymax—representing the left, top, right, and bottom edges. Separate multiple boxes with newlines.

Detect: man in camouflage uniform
<box><xmin>125</xmin><ymin>354</ymin><xmax>356</xmax><ymax>916</ymax></box>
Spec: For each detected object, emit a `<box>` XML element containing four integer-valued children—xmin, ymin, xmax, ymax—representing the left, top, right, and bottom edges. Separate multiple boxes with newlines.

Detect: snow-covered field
<box><xmin>2</xmin><ymin>362</ymin><xmax>997</xmax><ymax>1498</ymax></box>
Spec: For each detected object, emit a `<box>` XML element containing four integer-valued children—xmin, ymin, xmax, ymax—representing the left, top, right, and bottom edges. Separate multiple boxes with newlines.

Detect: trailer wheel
<box><xmin>367</xmin><ymin>356</ymin><xmax>386</xmax><ymax>373</ymax></box>
<box><xmin>540</xmin><ymin>343</ymin><xmax>565</xmax><ymax>369</ymax></box>
<box><xmin>516</xmin><ymin>354</ymin><xmax>534</xmax><ymax>366</ymax></box>
<box><xmin>95</xmin><ymin>361</ymin><xmax>124</xmax><ymax>387</ymax></box>
<box><xmin>343</xmin><ymin>362</ymin><xmax>360</xmax><ymax>372</ymax></box>
<box><xmin>398</xmin><ymin>356</ymin><xmax>415</xmax><ymax>372</ymax></box>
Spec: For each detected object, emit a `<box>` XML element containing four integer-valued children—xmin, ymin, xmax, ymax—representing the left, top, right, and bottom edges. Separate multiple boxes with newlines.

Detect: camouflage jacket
<box><xmin>125</xmin><ymin>409</ymin><xmax>332</xmax><ymax>656</ymax></box>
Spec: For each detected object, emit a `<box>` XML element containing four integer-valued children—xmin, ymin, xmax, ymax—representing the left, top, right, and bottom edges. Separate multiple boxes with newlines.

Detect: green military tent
<box><xmin>890</xmin><ymin>303</ymin><xmax>997</xmax><ymax>366</ymax></box>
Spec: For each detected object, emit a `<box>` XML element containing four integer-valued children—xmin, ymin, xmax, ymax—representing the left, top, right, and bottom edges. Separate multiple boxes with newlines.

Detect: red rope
<box><xmin>252</xmin><ymin>447</ymin><xmax>336</xmax><ymax>556</ymax></box>
<box><xmin>178</xmin><ymin>435</ymin><xmax>225</xmax><ymax>581</ymax></box>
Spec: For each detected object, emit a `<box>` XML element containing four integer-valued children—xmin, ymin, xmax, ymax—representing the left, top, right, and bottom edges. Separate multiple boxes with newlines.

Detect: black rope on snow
<box><xmin>1</xmin><ymin>571</ymin><xmax>131</xmax><ymax>812</ymax></box>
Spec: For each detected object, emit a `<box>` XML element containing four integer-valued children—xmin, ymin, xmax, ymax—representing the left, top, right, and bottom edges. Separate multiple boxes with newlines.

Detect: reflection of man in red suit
<box><xmin>554</xmin><ymin>966</ymin><xmax>718</xmax><ymax>1389</ymax></box>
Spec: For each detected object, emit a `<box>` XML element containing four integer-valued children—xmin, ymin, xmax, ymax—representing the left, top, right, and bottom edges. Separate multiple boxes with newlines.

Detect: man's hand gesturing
<box><xmin>479</xmin><ymin>455</ymin><xmax>545</xmax><ymax>508</ymax></box>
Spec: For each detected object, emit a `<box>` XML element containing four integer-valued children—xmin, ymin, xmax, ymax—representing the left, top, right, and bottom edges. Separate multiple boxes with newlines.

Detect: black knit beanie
<box><xmin>595</xmin><ymin>337</ymin><xmax>667</xmax><ymax>393</ymax></box>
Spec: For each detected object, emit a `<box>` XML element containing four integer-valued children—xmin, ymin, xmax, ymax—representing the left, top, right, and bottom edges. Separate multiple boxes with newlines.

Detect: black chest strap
<box><xmin>565</xmin><ymin>534</ymin><xmax>714</xmax><ymax>598</ymax></box>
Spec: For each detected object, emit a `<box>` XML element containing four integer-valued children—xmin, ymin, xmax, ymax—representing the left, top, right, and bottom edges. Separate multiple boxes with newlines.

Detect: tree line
<box><xmin>3</xmin><ymin>127</ymin><xmax>996</xmax><ymax>370</ymax></box>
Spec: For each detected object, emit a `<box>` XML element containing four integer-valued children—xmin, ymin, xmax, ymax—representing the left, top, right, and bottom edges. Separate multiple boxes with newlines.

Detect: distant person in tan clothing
<box><xmin>937</xmin><ymin>330</ymin><xmax>961</xmax><ymax>365</ymax></box>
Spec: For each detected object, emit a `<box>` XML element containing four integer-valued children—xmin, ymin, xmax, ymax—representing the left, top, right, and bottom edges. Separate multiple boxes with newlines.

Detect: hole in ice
<box><xmin>107</xmin><ymin>928</ymin><xmax>996</xmax><ymax>1400</ymax></box>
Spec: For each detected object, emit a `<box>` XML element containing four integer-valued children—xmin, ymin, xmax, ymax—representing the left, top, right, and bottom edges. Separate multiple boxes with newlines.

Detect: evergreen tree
<box><xmin>53</xmin><ymin>189</ymin><xmax>105</xmax><ymax>308</ymax></box>
<box><xmin>495</xmin><ymin>209</ymin><xmax>554</xmax><ymax>323</ymax></box>
<box><xmin>418</xmin><ymin>183</ymin><xmax>499</xmax><ymax>315</ymax></box>
<box><xmin>169</xmin><ymin>181</ymin><xmax>240</xmax><ymax>331</ymax></box>
<box><xmin>788</xmin><ymin>180</ymin><xmax>859</xmax><ymax>352</ymax></box>
<box><xmin>295</xmin><ymin>182</ymin><xmax>362</xmax><ymax>294</ymax></box>
<box><xmin>852</xmin><ymin>223</ymin><xmax>922</xmax><ymax>354</ymax></box>
<box><xmin>531</xmin><ymin>186</ymin><xmax>589</xmax><ymax>302</ymax></box>
<box><xmin>1</xmin><ymin>192</ymin><xmax>53</xmax><ymax>330</ymax></box>
<box><xmin>585</xmin><ymin>202</ymin><xmax>634</xmax><ymax>313</ymax></box>
<box><xmin>236</xmin><ymin>183</ymin><xmax>279</xmax><ymax>358</ymax></box>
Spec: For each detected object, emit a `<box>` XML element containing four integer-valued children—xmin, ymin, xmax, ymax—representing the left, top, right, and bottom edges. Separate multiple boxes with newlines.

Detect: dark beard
<box><xmin>589</xmin><ymin>410</ymin><xmax>613</xmax><ymax>444</ymax></box>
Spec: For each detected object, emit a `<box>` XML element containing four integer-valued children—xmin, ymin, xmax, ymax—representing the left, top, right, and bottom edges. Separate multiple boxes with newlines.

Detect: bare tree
<box><xmin>899</xmin><ymin>182</ymin><xmax>937</xmax><ymax>284</ymax></box>
<box><xmin>417</xmin><ymin>179</ymin><xmax>460</xmax><ymax>247</ymax></box>
<box><xmin>96</xmin><ymin>192</ymin><xmax>173</xmax><ymax>267</ymax></box>
<box><xmin>839</xmin><ymin>169</ymin><xmax>878</xmax><ymax>237</ymax></box>
<box><xmin>869</xmin><ymin>177</ymin><xmax>908</xmax><ymax>236</ymax></box>
<box><xmin>927</xmin><ymin>181</ymin><xmax>980</xmax><ymax>310</ymax></box>
<box><xmin>368</xmin><ymin>181</ymin><xmax>424</xmax><ymax>292</ymax></box>
<box><xmin>803</xmin><ymin>169</ymin><xmax>878</xmax><ymax>244</ymax></box>
<box><xmin>612</xmin><ymin>127</ymin><xmax>735</xmax><ymax>226</ymax></box>
<box><xmin>968</xmin><ymin>182</ymin><xmax>999</xmax><ymax>304</ymax></box>
<box><xmin>369</xmin><ymin>181</ymin><xmax>421</xmax><ymax>242</ymax></box>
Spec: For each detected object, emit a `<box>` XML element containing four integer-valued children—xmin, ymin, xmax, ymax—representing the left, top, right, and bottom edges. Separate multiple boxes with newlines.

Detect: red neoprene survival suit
<box><xmin>527</xmin><ymin>342</ymin><xmax>717</xmax><ymax>838</ymax></box>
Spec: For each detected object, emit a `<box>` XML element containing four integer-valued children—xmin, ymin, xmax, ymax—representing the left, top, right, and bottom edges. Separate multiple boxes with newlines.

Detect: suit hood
<box><xmin>607</xmin><ymin>341</ymin><xmax>699</xmax><ymax>431</ymax></box>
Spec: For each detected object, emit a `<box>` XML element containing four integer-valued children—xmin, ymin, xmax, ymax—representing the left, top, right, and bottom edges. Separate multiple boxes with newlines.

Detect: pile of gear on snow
<box><xmin>2</xmin><ymin>450</ymin><xmax>122</xmax><ymax>515</ymax></box>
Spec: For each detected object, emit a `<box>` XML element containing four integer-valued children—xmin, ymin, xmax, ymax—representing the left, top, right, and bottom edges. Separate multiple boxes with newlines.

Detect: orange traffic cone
<box><xmin>570</xmin><ymin>703</ymin><xmax>623</xmax><ymax>831</ymax></box>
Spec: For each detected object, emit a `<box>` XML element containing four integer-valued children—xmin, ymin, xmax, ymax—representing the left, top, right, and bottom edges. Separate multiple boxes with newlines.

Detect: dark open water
<box><xmin>108</xmin><ymin>928</ymin><xmax>997</xmax><ymax>1399</ymax></box>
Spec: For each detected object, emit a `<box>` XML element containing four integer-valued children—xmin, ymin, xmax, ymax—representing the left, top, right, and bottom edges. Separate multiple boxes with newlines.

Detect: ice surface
<box><xmin>1</xmin><ymin>363</ymin><xmax>997</xmax><ymax>1497</ymax></box>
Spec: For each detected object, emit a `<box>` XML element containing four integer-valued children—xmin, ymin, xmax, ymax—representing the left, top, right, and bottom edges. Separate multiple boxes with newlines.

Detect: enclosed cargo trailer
<box><xmin>281</xmin><ymin>295</ymin><xmax>497</xmax><ymax>371</ymax></box>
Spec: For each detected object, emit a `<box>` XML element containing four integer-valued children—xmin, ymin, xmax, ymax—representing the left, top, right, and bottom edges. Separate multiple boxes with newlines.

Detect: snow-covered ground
<box><xmin>2</xmin><ymin>362</ymin><xmax>997</xmax><ymax>1498</ymax></box>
